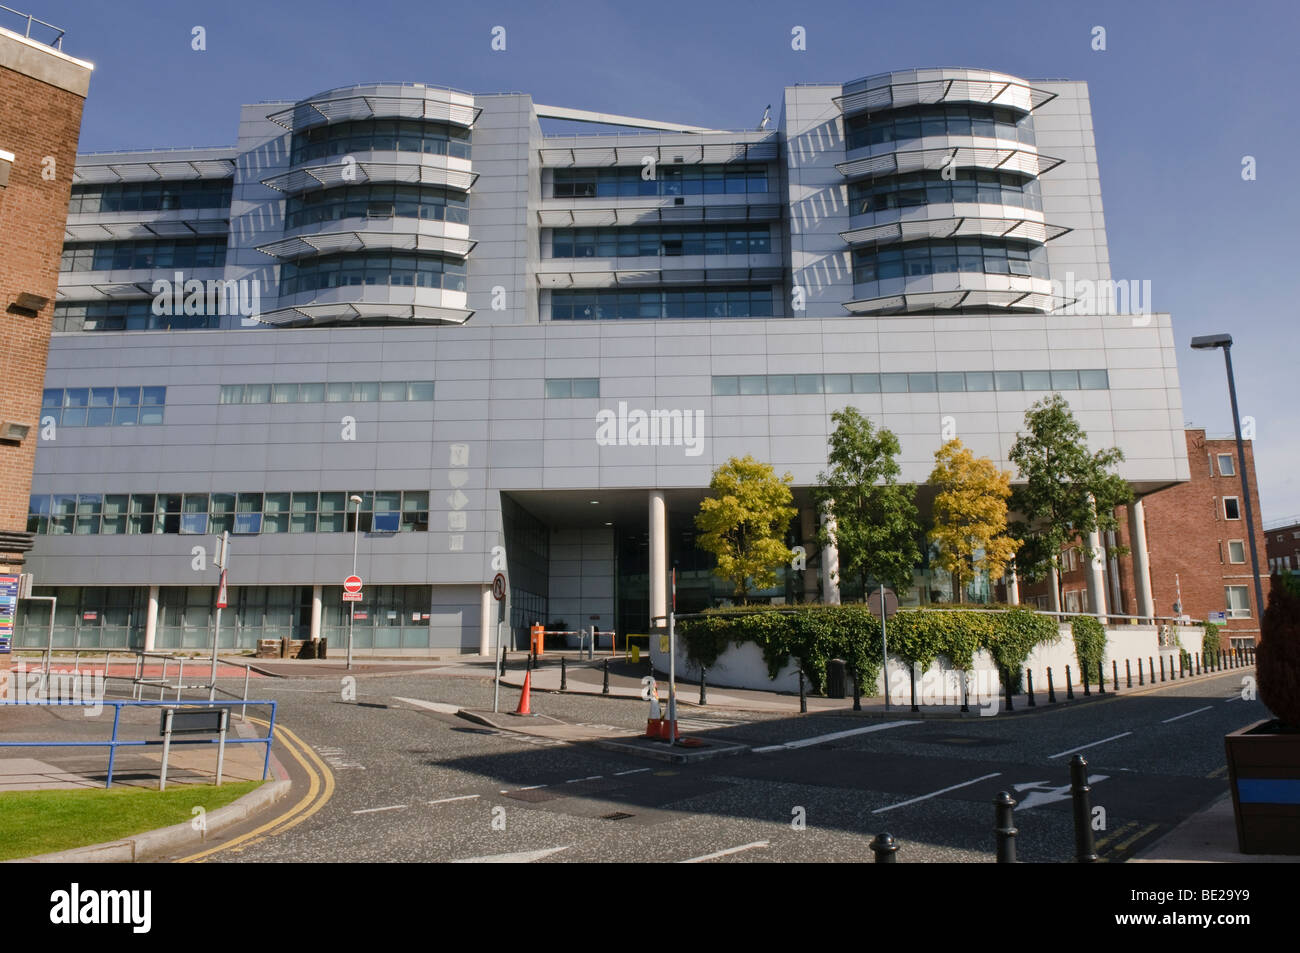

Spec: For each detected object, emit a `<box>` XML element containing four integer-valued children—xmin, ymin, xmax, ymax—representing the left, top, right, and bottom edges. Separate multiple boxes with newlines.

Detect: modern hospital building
<box><xmin>15</xmin><ymin>67</ymin><xmax>1190</xmax><ymax>655</ymax></box>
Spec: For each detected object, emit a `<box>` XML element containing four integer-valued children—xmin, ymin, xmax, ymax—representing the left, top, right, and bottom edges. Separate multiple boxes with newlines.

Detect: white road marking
<box><xmin>393</xmin><ymin>696</ymin><xmax>461</xmax><ymax>715</ymax></box>
<box><xmin>613</xmin><ymin>768</ymin><xmax>651</xmax><ymax>776</ymax></box>
<box><xmin>872</xmin><ymin>772</ymin><xmax>1002</xmax><ymax>814</ymax></box>
<box><xmin>1162</xmin><ymin>705</ymin><xmax>1213</xmax><ymax>724</ymax></box>
<box><xmin>753</xmin><ymin>720</ymin><xmax>919</xmax><ymax>753</ymax></box>
<box><xmin>680</xmin><ymin>841</ymin><xmax>770</xmax><ymax>863</ymax></box>
<box><xmin>352</xmin><ymin>804</ymin><xmax>408</xmax><ymax>815</ymax></box>
<box><xmin>565</xmin><ymin>775</ymin><xmax>602</xmax><ymax>784</ymax></box>
<box><xmin>452</xmin><ymin>846</ymin><xmax>572</xmax><ymax>864</ymax></box>
<box><xmin>1225</xmin><ymin>695</ymin><xmax>1242</xmax><ymax>702</ymax></box>
<box><xmin>500</xmin><ymin>783</ymin><xmax>547</xmax><ymax>793</ymax></box>
<box><xmin>1048</xmin><ymin>731</ymin><xmax>1133</xmax><ymax>759</ymax></box>
<box><xmin>428</xmin><ymin>794</ymin><xmax>480</xmax><ymax>805</ymax></box>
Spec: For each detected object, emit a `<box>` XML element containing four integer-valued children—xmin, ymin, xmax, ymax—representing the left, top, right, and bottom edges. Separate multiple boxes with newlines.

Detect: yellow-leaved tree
<box><xmin>928</xmin><ymin>439</ymin><xmax>1020</xmax><ymax>604</ymax></box>
<box><xmin>694</xmin><ymin>455</ymin><xmax>796</xmax><ymax>604</ymax></box>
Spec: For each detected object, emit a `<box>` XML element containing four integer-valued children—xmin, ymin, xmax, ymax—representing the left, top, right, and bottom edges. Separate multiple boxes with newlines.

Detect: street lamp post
<box><xmin>346</xmin><ymin>494</ymin><xmax>363</xmax><ymax>671</ymax></box>
<box><xmin>1190</xmin><ymin>334</ymin><xmax>1266</xmax><ymax>627</ymax></box>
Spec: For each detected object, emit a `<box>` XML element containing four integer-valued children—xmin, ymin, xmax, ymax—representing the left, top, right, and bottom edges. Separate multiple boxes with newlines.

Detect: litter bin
<box><xmin>827</xmin><ymin>658</ymin><xmax>847</xmax><ymax>699</ymax></box>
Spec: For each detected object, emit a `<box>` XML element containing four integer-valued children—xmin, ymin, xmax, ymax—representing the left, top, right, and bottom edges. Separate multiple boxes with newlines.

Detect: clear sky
<box><xmin>24</xmin><ymin>0</ymin><xmax>1300</xmax><ymax>521</ymax></box>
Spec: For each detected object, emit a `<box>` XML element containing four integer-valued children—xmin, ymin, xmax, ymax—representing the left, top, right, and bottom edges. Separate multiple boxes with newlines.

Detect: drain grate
<box><xmin>601</xmin><ymin>811</ymin><xmax>635</xmax><ymax>821</ymax></box>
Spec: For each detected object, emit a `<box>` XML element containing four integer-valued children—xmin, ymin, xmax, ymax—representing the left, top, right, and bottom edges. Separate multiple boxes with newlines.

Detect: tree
<box><xmin>1008</xmin><ymin>394</ymin><xmax>1131</xmax><ymax>609</ymax></box>
<box><xmin>694</xmin><ymin>455</ymin><xmax>796</xmax><ymax>603</ymax></box>
<box><xmin>815</xmin><ymin>407</ymin><xmax>920</xmax><ymax>596</ymax></box>
<box><xmin>928</xmin><ymin>438</ymin><xmax>1021</xmax><ymax>603</ymax></box>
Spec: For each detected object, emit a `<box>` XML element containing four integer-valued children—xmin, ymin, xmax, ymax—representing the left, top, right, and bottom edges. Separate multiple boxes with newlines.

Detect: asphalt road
<box><xmin>159</xmin><ymin>664</ymin><xmax>1265</xmax><ymax>864</ymax></box>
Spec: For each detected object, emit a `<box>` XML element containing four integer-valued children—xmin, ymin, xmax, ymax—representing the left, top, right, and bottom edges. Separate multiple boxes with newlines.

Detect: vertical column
<box><xmin>479</xmin><ymin>584</ymin><xmax>492</xmax><ymax>656</ymax></box>
<box><xmin>820</xmin><ymin>504</ymin><xmax>840</xmax><ymax>605</ymax></box>
<box><xmin>1006</xmin><ymin>568</ymin><xmax>1020</xmax><ymax>606</ymax></box>
<box><xmin>1106</xmin><ymin>530</ymin><xmax>1123</xmax><ymax>615</ymax></box>
<box><xmin>1128</xmin><ymin>499</ymin><xmax>1155</xmax><ymax>620</ymax></box>
<box><xmin>310</xmin><ymin>584</ymin><xmax>322</xmax><ymax>642</ymax></box>
<box><xmin>1085</xmin><ymin>525</ymin><xmax>1109</xmax><ymax>617</ymax></box>
<box><xmin>800</xmin><ymin>507</ymin><xmax>818</xmax><ymax>602</ymax></box>
<box><xmin>649</xmin><ymin>490</ymin><xmax>668</xmax><ymax>625</ymax></box>
<box><xmin>1048</xmin><ymin>565</ymin><xmax>1061</xmax><ymax>613</ymax></box>
<box><xmin>144</xmin><ymin>585</ymin><xmax>160</xmax><ymax>652</ymax></box>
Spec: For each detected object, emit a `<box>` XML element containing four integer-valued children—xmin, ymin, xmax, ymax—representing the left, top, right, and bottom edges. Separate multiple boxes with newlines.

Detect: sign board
<box><xmin>491</xmin><ymin>572</ymin><xmax>507</xmax><ymax>601</ymax></box>
<box><xmin>354</xmin><ymin>610</ymin><xmax>368</xmax><ymax>621</ymax></box>
<box><xmin>82</xmin><ymin>611</ymin><xmax>98</xmax><ymax>622</ymax></box>
<box><xmin>342</xmin><ymin>592</ymin><xmax>363</xmax><ymax>603</ymax></box>
<box><xmin>1208</xmin><ymin>611</ymin><xmax>1227</xmax><ymax>625</ymax></box>
<box><xmin>868</xmin><ymin>587</ymin><xmax>899</xmax><ymax>620</ymax></box>
<box><xmin>0</xmin><ymin>574</ymin><xmax>16</xmax><ymax>654</ymax></box>
<box><xmin>216</xmin><ymin>569</ymin><xmax>228</xmax><ymax>609</ymax></box>
<box><xmin>160</xmin><ymin>708</ymin><xmax>228</xmax><ymax>735</ymax></box>
<box><xmin>344</xmin><ymin>575</ymin><xmax>363</xmax><ymax>594</ymax></box>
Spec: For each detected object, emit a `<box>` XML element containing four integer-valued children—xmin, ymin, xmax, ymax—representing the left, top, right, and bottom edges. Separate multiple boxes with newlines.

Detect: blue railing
<box><xmin>0</xmin><ymin>698</ymin><xmax>276</xmax><ymax>788</ymax></box>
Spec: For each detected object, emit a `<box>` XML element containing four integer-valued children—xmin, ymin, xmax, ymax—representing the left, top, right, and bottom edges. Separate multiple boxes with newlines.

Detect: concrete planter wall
<box><xmin>653</xmin><ymin>618</ymin><xmax>1188</xmax><ymax>696</ymax></box>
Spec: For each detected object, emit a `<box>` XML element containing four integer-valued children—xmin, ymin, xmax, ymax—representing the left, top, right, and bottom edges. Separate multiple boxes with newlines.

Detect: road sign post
<box><xmin>344</xmin><ymin>574</ymin><xmax>363</xmax><ymax>670</ymax></box>
<box><xmin>210</xmin><ymin>531</ymin><xmax>229</xmax><ymax>701</ymax></box>
<box><xmin>870</xmin><ymin>585</ymin><xmax>899</xmax><ymax>711</ymax></box>
<box><xmin>492</xmin><ymin>572</ymin><xmax>507</xmax><ymax>713</ymax></box>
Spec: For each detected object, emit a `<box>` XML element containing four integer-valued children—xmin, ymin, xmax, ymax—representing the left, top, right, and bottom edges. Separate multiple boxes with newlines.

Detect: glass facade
<box><xmin>846</xmin><ymin>103</ymin><xmax>1035</xmax><ymax>151</ymax></box>
<box><xmin>285</xmin><ymin>184</ymin><xmax>469</xmax><ymax>230</ymax></box>
<box><xmin>712</xmin><ymin>369</ymin><xmax>1108</xmax><ymax>395</ymax></box>
<box><xmin>28</xmin><ymin>490</ymin><xmax>430</xmax><ymax>536</ymax></box>
<box><xmin>279</xmin><ymin>252</ymin><xmax>467</xmax><ymax>296</ymax></box>
<box><xmin>54</xmin><ymin>300</ymin><xmax>221</xmax><ymax>332</ymax></box>
<box><xmin>553</xmin><ymin>163</ymin><xmax>768</xmax><ymax>198</ymax></box>
<box><xmin>68</xmin><ymin>179</ymin><xmax>233</xmax><ymax>214</ymax></box>
<box><xmin>550</xmin><ymin>225</ymin><xmax>770</xmax><ymax>258</ymax></box>
<box><xmin>60</xmin><ymin>238</ymin><xmax>228</xmax><ymax>273</ymax></box>
<box><xmin>290</xmin><ymin>118</ymin><xmax>470</xmax><ymax>164</ymax></box>
<box><xmin>219</xmin><ymin>381</ymin><xmax>435</xmax><ymax>404</ymax></box>
<box><xmin>42</xmin><ymin>386</ymin><xmax>165</xmax><ymax>426</ymax></box>
<box><xmin>848</xmin><ymin>169</ymin><xmax>1041</xmax><ymax>214</ymax></box>
<box><xmin>550</xmin><ymin>285</ymin><xmax>774</xmax><ymax>320</ymax></box>
<box><xmin>852</xmin><ymin>239</ymin><xmax>1050</xmax><ymax>282</ymax></box>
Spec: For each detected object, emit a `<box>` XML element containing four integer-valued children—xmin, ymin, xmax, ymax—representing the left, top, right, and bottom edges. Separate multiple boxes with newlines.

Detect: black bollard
<box><xmin>1047</xmin><ymin>666</ymin><xmax>1057</xmax><ymax>703</ymax></box>
<box><xmin>500</xmin><ymin>646</ymin><xmax>507</xmax><ymax>677</ymax></box>
<box><xmin>1179</xmin><ymin>653</ymin><xmax>1185</xmax><ymax>678</ymax></box>
<box><xmin>1066</xmin><ymin>665</ymin><xmax>1075</xmax><ymax>700</ymax></box>
<box><xmin>1148</xmin><ymin>656</ymin><xmax>1155</xmax><ymax>684</ymax></box>
<box><xmin>602</xmin><ymin>658</ymin><xmax>610</xmax><ymax>695</ymax></box>
<box><xmin>1138</xmin><ymin>657</ymin><xmax>1144</xmax><ymax>686</ymax></box>
<box><xmin>1082</xmin><ymin>663</ymin><xmax>1090</xmax><ymax>697</ymax></box>
<box><xmin>699</xmin><ymin>665</ymin><xmax>708</xmax><ymax>706</ymax></box>
<box><xmin>1194</xmin><ymin>652</ymin><xmax>1200</xmax><ymax>676</ymax></box>
<box><xmin>1159</xmin><ymin>655</ymin><xmax>1165</xmax><ymax>682</ymax></box>
<box><xmin>1126</xmin><ymin>658</ymin><xmax>1132</xmax><ymax>688</ymax></box>
<box><xmin>1004</xmin><ymin>667</ymin><xmax>1014</xmax><ymax>712</ymax></box>
<box><xmin>910</xmin><ymin>663</ymin><xmax>919</xmax><ymax>713</ymax></box>
<box><xmin>870</xmin><ymin>833</ymin><xmax>899</xmax><ymax>863</ymax></box>
<box><xmin>560</xmin><ymin>656</ymin><xmax>568</xmax><ymax>691</ymax></box>
<box><xmin>1097</xmin><ymin>661</ymin><xmax>1105</xmax><ymax>695</ymax></box>
<box><xmin>799</xmin><ymin>668</ymin><xmax>807</xmax><ymax>714</ymax></box>
<box><xmin>961</xmin><ymin>671</ymin><xmax>970</xmax><ymax>713</ymax></box>
<box><xmin>994</xmin><ymin>791</ymin><xmax>1018</xmax><ymax>863</ymax></box>
<box><xmin>1026</xmin><ymin>668</ymin><xmax>1036</xmax><ymax>707</ymax></box>
<box><xmin>1070</xmin><ymin>755</ymin><xmax>1099</xmax><ymax>863</ymax></box>
<box><xmin>852</xmin><ymin>664</ymin><xmax>861</xmax><ymax>712</ymax></box>
<box><xmin>1112</xmin><ymin>660</ymin><xmax>1119</xmax><ymax>693</ymax></box>
<box><xmin>527</xmin><ymin>652</ymin><xmax>534</xmax><ymax>673</ymax></box>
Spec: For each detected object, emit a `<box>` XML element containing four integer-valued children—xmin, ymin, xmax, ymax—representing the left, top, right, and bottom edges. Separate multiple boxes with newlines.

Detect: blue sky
<box><xmin>26</xmin><ymin>0</ymin><xmax>1300</xmax><ymax>520</ymax></box>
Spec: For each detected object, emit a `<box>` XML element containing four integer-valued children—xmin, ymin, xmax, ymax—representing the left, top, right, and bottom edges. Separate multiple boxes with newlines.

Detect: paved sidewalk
<box><xmin>1131</xmin><ymin>794</ymin><xmax>1299</xmax><ymax>864</ymax></box>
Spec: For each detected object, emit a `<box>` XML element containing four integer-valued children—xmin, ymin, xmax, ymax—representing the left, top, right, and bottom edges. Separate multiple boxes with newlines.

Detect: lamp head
<box><xmin>1190</xmin><ymin>333</ymin><xmax>1233</xmax><ymax>350</ymax></box>
<box><xmin>349</xmin><ymin>495</ymin><xmax>363</xmax><ymax>504</ymax></box>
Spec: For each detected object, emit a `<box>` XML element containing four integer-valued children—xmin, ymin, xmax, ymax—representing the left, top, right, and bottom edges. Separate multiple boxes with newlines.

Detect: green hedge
<box><xmin>1202</xmin><ymin>623</ymin><xmax>1221</xmax><ymax>666</ymax></box>
<box><xmin>1071</xmin><ymin>616</ymin><xmax>1107</xmax><ymax>677</ymax></box>
<box><xmin>678</xmin><ymin>604</ymin><xmax>1060</xmax><ymax>695</ymax></box>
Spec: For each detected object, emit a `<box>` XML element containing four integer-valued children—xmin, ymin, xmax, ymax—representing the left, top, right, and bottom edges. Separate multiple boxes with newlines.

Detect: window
<box><xmin>1225</xmin><ymin>586</ymin><xmax>1251</xmax><ymax>618</ymax></box>
<box><xmin>290</xmin><ymin>119</ymin><xmax>470</xmax><ymax>164</ymax></box>
<box><xmin>285</xmin><ymin>184</ymin><xmax>467</xmax><ymax>229</ymax></box>
<box><xmin>69</xmin><ymin>180</ymin><xmax>233</xmax><ymax>215</ymax></box>
<box><xmin>852</xmin><ymin>237</ymin><xmax>1049</xmax><ymax>287</ymax></box>
<box><xmin>1228</xmin><ymin>540</ymin><xmax>1246</xmax><ymax>564</ymax></box>
<box><xmin>60</xmin><ymin>238</ymin><xmax>227</xmax><ymax>273</ymax></box>
<box><xmin>550</xmin><ymin>285</ymin><xmax>775</xmax><ymax>321</ymax></box>
<box><xmin>548</xmin><ymin>224</ymin><xmax>770</xmax><ymax>259</ymax></box>
<box><xmin>1217</xmin><ymin>453</ymin><xmax>1236</xmax><ymax>477</ymax></box>
<box><xmin>553</xmin><ymin>164</ymin><xmax>768</xmax><ymax>198</ymax></box>
<box><xmin>1224</xmin><ymin>497</ymin><xmax>1241</xmax><ymax>520</ymax></box>
<box><xmin>710</xmin><ymin>369</ymin><xmax>1110</xmax><ymax>396</ymax></box>
<box><xmin>280</xmin><ymin>252</ymin><xmax>467</xmax><ymax>296</ymax></box>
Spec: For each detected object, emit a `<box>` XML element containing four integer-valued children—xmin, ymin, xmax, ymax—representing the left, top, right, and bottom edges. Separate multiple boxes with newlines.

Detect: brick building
<box><xmin>1265</xmin><ymin>519</ymin><xmax>1300</xmax><ymax>576</ymax></box>
<box><xmin>1021</xmin><ymin>429</ymin><xmax>1269</xmax><ymax>651</ymax></box>
<box><xmin>0</xmin><ymin>13</ymin><xmax>91</xmax><ymax>674</ymax></box>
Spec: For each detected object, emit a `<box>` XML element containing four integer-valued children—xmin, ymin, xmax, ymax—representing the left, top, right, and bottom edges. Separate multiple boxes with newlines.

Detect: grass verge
<box><xmin>0</xmin><ymin>780</ymin><xmax>262</xmax><ymax>861</ymax></box>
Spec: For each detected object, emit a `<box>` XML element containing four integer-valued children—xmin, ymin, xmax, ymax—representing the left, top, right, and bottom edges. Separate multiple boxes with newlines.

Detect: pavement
<box><xmin>1132</xmin><ymin>793</ymin><xmax>1298</xmax><ymax>863</ymax></box>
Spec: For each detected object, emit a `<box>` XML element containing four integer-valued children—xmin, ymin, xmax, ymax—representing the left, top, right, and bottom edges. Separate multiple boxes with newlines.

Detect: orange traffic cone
<box><xmin>513</xmin><ymin>670</ymin><xmax>533</xmax><ymax>715</ymax></box>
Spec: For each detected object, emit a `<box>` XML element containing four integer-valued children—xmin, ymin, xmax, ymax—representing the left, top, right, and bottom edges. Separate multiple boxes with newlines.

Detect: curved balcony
<box><xmin>836</xmin><ymin>68</ymin><xmax>1057</xmax><ymax>119</ymax></box>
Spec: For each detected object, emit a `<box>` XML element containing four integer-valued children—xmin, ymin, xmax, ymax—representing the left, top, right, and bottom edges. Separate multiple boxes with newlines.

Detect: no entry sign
<box><xmin>344</xmin><ymin>575</ymin><xmax>363</xmax><ymax>593</ymax></box>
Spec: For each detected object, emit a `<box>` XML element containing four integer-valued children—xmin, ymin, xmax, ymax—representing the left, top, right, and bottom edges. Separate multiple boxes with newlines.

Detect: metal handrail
<box><xmin>0</xmin><ymin>4</ymin><xmax>63</xmax><ymax>48</ymax></box>
<box><xmin>0</xmin><ymin>698</ymin><xmax>276</xmax><ymax>788</ymax></box>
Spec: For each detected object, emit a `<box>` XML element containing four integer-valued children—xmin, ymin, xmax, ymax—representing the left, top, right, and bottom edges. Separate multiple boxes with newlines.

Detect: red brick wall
<box><xmin>1020</xmin><ymin>430</ymin><xmax>1270</xmax><ymax>648</ymax></box>
<box><xmin>0</xmin><ymin>60</ymin><xmax>85</xmax><ymax>564</ymax></box>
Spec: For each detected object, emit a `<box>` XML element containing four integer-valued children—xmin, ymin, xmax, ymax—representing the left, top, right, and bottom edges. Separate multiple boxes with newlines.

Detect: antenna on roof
<box><xmin>757</xmin><ymin>104</ymin><xmax>771</xmax><ymax>131</ymax></box>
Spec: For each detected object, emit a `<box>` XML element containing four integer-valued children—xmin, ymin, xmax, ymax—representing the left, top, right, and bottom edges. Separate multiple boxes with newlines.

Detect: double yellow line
<box><xmin>178</xmin><ymin>717</ymin><xmax>334</xmax><ymax>863</ymax></box>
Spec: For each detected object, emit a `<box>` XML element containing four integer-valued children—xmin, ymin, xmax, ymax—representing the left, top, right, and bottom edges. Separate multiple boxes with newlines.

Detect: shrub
<box><xmin>1202</xmin><ymin>623</ymin><xmax>1221</xmax><ymax>667</ymax></box>
<box><xmin>1070</xmin><ymin>615</ymin><xmax>1107</xmax><ymax>677</ymax></box>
